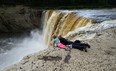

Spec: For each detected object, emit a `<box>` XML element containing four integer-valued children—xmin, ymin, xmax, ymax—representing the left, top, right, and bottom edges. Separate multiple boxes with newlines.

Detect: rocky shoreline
<box><xmin>3</xmin><ymin>27</ymin><xmax>116</xmax><ymax>71</ymax></box>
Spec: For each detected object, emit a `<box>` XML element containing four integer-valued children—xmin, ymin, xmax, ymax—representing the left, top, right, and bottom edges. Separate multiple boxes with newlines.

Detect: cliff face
<box><xmin>0</xmin><ymin>6</ymin><xmax>42</xmax><ymax>33</ymax></box>
<box><xmin>3</xmin><ymin>27</ymin><xmax>116</xmax><ymax>71</ymax></box>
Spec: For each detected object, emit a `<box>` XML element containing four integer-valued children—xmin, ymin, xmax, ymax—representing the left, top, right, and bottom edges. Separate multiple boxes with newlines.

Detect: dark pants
<box><xmin>72</xmin><ymin>43</ymin><xmax>89</xmax><ymax>52</ymax></box>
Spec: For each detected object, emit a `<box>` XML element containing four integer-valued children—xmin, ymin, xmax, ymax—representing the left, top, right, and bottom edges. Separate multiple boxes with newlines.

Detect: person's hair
<box><xmin>53</xmin><ymin>35</ymin><xmax>57</xmax><ymax>39</ymax></box>
<box><xmin>58</xmin><ymin>35</ymin><xmax>62</xmax><ymax>38</ymax></box>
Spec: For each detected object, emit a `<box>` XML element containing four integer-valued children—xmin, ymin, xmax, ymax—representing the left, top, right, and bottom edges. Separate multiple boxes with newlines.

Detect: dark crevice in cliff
<box><xmin>63</xmin><ymin>51</ymin><xmax>71</xmax><ymax>63</ymax></box>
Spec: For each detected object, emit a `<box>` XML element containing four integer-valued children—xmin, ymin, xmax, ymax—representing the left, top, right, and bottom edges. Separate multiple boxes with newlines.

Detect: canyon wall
<box><xmin>0</xmin><ymin>6</ymin><xmax>42</xmax><ymax>33</ymax></box>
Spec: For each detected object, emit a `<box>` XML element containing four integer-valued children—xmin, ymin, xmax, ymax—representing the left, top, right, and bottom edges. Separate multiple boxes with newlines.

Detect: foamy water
<box><xmin>61</xmin><ymin>9</ymin><xmax>116</xmax><ymax>23</ymax></box>
<box><xmin>65</xmin><ymin>20</ymin><xmax>116</xmax><ymax>40</ymax></box>
<box><xmin>0</xmin><ymin>30</ymin><xmax>47</xmax><ymax>71</ymax></box>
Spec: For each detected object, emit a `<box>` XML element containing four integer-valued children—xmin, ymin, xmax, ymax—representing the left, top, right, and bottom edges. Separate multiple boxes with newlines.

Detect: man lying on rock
<box><xmin>56</xmin><ymin>35</ymin><xmax>90</xmax><ymax>52</ymax></box>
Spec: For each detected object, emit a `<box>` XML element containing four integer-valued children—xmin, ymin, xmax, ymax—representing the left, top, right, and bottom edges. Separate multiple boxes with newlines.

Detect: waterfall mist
<box><xmin>0</xmin><ymin>29</ymin><xmax>46</xmax><ymax>71</ymax></box>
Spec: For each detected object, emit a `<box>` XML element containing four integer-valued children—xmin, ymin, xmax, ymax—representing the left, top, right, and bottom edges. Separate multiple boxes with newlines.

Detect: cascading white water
<box><xmin>64</xmin><ymin>20</ymin><xmax>116</xmax><ymax>41</ymax></box>
<box><xmin>0</xmin><ymin>29</ymin><xmax>47</xmax><ymax>71</ymax></box>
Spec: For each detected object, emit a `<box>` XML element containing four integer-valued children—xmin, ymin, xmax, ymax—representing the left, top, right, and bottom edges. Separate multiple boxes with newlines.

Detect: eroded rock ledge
<box><xmin>3</xmin><ymin>27</ymin><xmax>116</xmax><ymax>71</ymax></box>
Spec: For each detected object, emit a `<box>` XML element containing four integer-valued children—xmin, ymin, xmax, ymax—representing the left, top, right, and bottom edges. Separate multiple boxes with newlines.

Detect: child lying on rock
<box><xmin>53</xmin><ymin>35</ymin><xmax>70</xmax><ymax>51</ymax></box>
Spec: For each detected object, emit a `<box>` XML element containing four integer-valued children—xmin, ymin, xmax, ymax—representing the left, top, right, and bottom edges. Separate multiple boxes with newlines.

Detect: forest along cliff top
<box><xmin>0</xmin><ymin>0</ymin><xmax>115</xmax><ymax>9</ymax></box>
<box><xmin>3</xmin><ymin>27</ymin><xmax>116</xmax><ymax>71</ymax></box>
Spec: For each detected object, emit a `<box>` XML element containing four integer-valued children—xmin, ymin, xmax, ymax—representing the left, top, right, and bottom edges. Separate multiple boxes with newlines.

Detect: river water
<box><xmin>0</xmin><ymin>9</ymin><xmax>116</xmax><ymax>71</ymax></box>
<box><xmin>62</xmin><ymin>8</ymin><xmax>116</xmax><ymax>23</ymax></box>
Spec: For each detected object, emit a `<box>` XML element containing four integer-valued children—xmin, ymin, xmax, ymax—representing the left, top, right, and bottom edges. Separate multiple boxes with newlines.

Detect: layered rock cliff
<box><xmin>0</xmin><ymin>6</ymin><xmax>42</xmax><ymax>33</ymax></box>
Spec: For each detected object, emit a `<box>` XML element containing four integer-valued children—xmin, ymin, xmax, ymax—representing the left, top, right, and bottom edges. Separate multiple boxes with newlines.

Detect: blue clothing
<box><xmin>54</xmin><ymin>38</ymin><xmax>60</xmax><ymax>46</ymax></box>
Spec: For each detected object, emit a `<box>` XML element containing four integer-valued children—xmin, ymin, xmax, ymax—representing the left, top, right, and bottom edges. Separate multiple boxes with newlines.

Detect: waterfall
<box><xmin>43</xmin><ymin>10</ymin><xmax>116</xmax><ymax>48</ymax></box>
<box><xmin>43</xmin><ymin>11</ymin><xmax>92</xmax><ymax>47</ymax></box>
